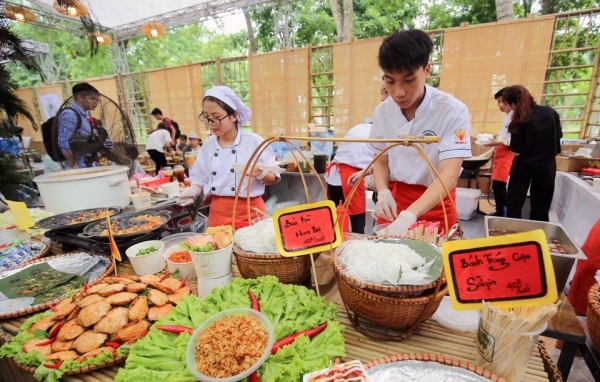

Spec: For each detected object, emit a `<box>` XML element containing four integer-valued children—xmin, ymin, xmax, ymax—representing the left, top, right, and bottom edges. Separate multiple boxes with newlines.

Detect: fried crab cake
<box><xmin>51</xmin><ymin>339</ymin><xmax>74</xmax><ymax>352</ymax></box>
<box><xmin>112</xmin><ymin>320</ymin><xmax>150</xmax><ymax>343</ymax></box>
<box><xmin>148</xmin><ymin>289</ymin><xmax>169</xmax><ymax>307</ymax></box>
<box><xmin>28</xmin><ymin>316</ymin><xmax>56</xmax><ymax>333</ymax></box>
<box><xmin>22</xmin><ymin>338</ymin><xmax>53</xmax><ymax>357</ymax></box>
<box><xmin>77</xmin><ymin>301</ymin><xmax>111</xmax><ymax>327</ymax></box>
<box><xmin>126</xmin><ymin>283</ymin><xmax>147</xmax><ymax>293</ymax></box>
<box><xmin>76</xmin><ymin>347</ymin><xmax>116</xmax><ymax>363</ymax></box>
<box><xmin>97</xmin><ymin>284</ymin><xmax>126</xmax><ymax>297</ymax></box>
<box><xmin>57</xmin><ymin>319</ymin><xmax>85</xmax><ymax>341</ymax></box>
<box><xmin>128</xmin><ymin>296</ymin><xmax>149</xmax><ymax>322</ymax></box>
<box><xmin>105</xmin><ymin>292</ymin><xmax>137</xmax><ymax>306</ymax></box>
<box><xmin>94</xmin><ymin>307</ymin><xmax>129</xmax><ymax>334</ymax></box>
<box><xmin>46</xmin><ymin>350</ymin><xmax>79</xmax><ymax>362</ymax></box>
<box><xmin>147</xmin><ymin>304</ymin><xmax>174</xmax><ymax>321</ymax></box>
<box><xmin>76</xmin><ymin>294</ymin><xmax>105</xmax><ymax>308</ymax></box>
<box><xmin>72</xmin><ymin>330</ymin><xmax>108</xmax><ymax>354</ymax></box>
<box><xmin>167</xmin><ymin>287</ymin><xmax>190</xmax><ymax>305</ymax></box>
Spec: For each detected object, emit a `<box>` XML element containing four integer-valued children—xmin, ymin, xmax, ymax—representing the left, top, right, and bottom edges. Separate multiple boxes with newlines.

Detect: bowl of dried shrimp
<box><xmin>164</xmin><ymin>246</ymin><xmax>196</xmax><ymax>281</ymax></box>
<box><xmin>125</xmin><ymin>240</ymin><xmax>166</xmax><ymax>276</ymax></box>
<box><xmin>186</xmin><ymin>307</ymin><xmax>274</xmax><ymax>382</ymax></box>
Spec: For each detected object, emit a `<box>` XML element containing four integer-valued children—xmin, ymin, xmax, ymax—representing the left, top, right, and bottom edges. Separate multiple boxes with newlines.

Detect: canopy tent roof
<box><xmin>25</xmin><ymin>0</ymin><xmax>275</xmax><ymax>41</ymax></box>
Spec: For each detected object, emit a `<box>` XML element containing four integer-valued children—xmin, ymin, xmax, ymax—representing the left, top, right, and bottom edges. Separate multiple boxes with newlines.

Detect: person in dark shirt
<box><xmin>503</xmin><ymin>85</ymin><xmax>562</xmax><ymax>221</ymax></box>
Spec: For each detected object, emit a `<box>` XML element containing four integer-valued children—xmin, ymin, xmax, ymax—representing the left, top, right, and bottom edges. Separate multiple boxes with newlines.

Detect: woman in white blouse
<box><xmin>178</xmin><ymin>86</ymin><xmax>279</xmax><ymax>228</ymax></box>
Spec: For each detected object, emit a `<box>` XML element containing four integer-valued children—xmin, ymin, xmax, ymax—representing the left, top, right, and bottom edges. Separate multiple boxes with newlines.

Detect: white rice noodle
<box><xmin>233</xmin><ymin>219</ymin><xmax>279</xmax><ymax>254</ymax></box>
<box><xmin>338</xmin><ymin>240</ymin><xmax>434</xmax><ymax>286</ymax></box>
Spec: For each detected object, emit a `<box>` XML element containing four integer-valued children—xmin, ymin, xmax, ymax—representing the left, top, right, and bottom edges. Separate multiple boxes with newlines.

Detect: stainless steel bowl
<box><xmin>484</xmin><ymin>216</ymin><xmax>585</xmax><ymax>293</ymax></box>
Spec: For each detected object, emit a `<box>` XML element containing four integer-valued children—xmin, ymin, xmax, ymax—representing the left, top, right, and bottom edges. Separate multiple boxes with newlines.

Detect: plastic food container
<box><xmin>125</xmin><ymin>240</ymin><xmax>166</xmax><ymax>275</ymax></box>
<box><xmin>197</xmin><ymin>272</ymin><xmax>233</xmax><ymax>298</ymax></box>
<box><xmin>161</xmin><ymin>182</ymin><xmax>180</xmax><ymax>198</ymax></box>
<box><xmin>190</xmin><ymin>244</ymin><xmax>233</xmax><ymax>279</ymax></box>
<box><xmin>186</xmin><ymin>308</ymin><xmax>275</xmax><ymax>382</ymax></box>
<box><xmin>455</xmin><ymin>187</ymin><xmax>481</xmax><ymax>220</ymax></box>
<box><xmin>130</xmin><ymin>192</ymin><xmax>151</xmax><ymax>210</ymax></box>
<box><xmin>164</xmin><ymin>246</ymin><xmax>196</xmax><ymax>281</ymax></box>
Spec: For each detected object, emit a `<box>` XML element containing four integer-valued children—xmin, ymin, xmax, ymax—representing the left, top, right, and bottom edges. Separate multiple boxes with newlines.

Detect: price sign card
<box><xmin>442</xmin><ymin>229</ymin><xmax>557</xmax><ymax>311</ymax></box>
<box><xmin>273</xmin><ymin>200</ymin><xmax>342</xmax><ymax>257</ymax></box>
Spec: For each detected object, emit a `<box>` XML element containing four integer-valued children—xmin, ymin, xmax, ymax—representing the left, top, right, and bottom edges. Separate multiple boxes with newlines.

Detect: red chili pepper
<box><xmin>271</xmin><ymin>323</ymin><xmax>328</xmax><ymax>355</ymax></box>
<box><xmin>249</xmin><ymin>371</ymin><xmax>260</xmax><ymax>382</ymax></box>
<box><xmin>37</xmin><ymin>337</ymin><xmax>57</xmax><ymax>346</ymax></box>
<box><xmin>159</xmin><ymin>272</ymin><xmax>170</xmax><ymax>282</ymax></box>
<box><xmin>43</xmin><ymin>361</ymin><xmax>63</xmax><ymax>369</ymax></box>
<box><xmin>178</xmin><ymin>274</ymin><xmax>190</xmax><ymax>290</ymax></box>
<box><xmin>105</xmin><ymin>341</ymin><xmax>120</xmax><ymax>348</ymax></box>
<box><xmin>157</xmin><ymin>325</ymin><xmax>193</xmax><ymax>334</ymax></box>
<box><xmin>48</xmin><ymin>305</ymin><xmax>58</xmax><ymax>313</ymax></box>
<box><xmin>48</xmin><ymin>322</ymin><xmax>64</xmax><ymax>339</ymax></box>
<box><xmin>248</xmin><ymin>289</ymin><xmax>260</xmax><ymax>312</ymax></box>
<box><xmin>83</xmin><ymin>281</ymin><xmax>88</xmax><ymax>293</ymax></box>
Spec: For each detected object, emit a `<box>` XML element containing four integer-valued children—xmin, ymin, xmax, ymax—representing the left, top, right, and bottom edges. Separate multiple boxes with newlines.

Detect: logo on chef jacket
<box><xmin>454</xmin><ymin>129</ymin><xmax>468</xmax><ymax>144</ymax></box>
<box><xmin>103</xmin><ymin>140</ymin><xmax>114</xmax><ymax>149</ymax></box>
<box><xmin>421</xmin><ymin>130</ymin><xmax>437</xmax><ymax>137</ymax></box>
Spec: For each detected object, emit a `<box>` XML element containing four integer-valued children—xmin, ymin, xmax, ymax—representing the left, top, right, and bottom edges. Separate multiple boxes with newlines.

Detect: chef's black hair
<box><xmin>151</xmin><ymin>108</ymin><xmax>162</xmax><ymax>116</ymax></box>
<box><xmin>494</xmin><ymin>87</ymin><xmax>509</xmax><ymax>100</ymax></box>
<box><xmin>203</xmin><ymin>96</ymin><xmax>239</xmax><ymax>128</ymax></box>
<box><xmin>378</xmin><ymin>29</ymin><xmax>433</xmax><ymax>74</ymax></box>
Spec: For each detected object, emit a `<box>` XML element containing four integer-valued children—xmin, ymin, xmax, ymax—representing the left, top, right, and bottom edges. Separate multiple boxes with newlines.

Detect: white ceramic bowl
<box><xmin>125</xmin><ymin>240</ymin><xmax>166</xmax><ymax>275</ymax></box>
<box><xmin>190</xmin><ymin>244</ymin><xmax>233</xmax><ymax>279</ymax></box>
<box><xmin>164</xmin><ymin>246</ymin><xmax>196</xmax><ymax>281</ymax></box>
<box><xmin>197</xmin><ymin>272</ymin><xmax>233</xmax><ymax>298</ymax></box>
<box><xmin>185</xmin><ymin>308</ymin><xmax>274</xmax><ymax>382</ymax></box>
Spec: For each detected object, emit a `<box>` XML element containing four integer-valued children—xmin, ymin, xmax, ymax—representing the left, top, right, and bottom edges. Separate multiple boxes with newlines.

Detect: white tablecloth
<box><xmin>549</xmin><ymin>171</ymin><xmax>600</xmax><ymax>247</ymax></box>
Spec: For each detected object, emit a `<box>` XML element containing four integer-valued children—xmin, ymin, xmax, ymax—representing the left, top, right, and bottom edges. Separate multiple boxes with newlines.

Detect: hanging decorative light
<box><xmin>3</xmin><ymin>5</ymin><xmax>36</xmax><ymax>23</ymax></box>
<box><xmin>53</xmin><ymin>0</ymin><xmax>89</xmax><ymax>18</ymax></box>
<box><xmin>141</xmin><ymin>22</ymin><xmax>166</xmax><ymax>38</ymax></box>
<box><xmin>89</xmin><ymin>32</ymin><xmax>112</xmax><ymax>45</ymax></box>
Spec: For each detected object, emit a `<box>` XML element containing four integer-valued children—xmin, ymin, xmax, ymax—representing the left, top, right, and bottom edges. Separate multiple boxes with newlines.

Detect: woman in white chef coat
<box><xmin>177</xmin><ymin>86</ymin><xmax>280</xmax><ymax>228</ymax></box>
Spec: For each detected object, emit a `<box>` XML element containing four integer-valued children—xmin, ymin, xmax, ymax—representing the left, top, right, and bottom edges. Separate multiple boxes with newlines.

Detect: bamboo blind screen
<box><xmin>249</xmin><ymin>48</ymin><xmax>310</xmax><ymax>136</ymax></box>
<box><xmin>332</xmin><ymin>38</ymin><xmax>384</xmax><ymax>136</ymax></box>
<box><xmin>147</xmin><ymin>64</ymin><xmax>205</xmax><ymax>139</ymax></box>
<box><xmin>13</xmin><ymin>88</ymin><xmax>41</xmax><ymax>140</ymax></box>
<box><xmin>440</xmin><ymin>19</ymin><xmax>555</xmax><ymax>136</ymax></box>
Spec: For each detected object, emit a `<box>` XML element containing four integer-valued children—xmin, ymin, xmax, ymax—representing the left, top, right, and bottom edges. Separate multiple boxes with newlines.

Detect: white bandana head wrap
<box><xmin>203</xmin><ymin>86</ymin><xmax>252</xmax><ymax>125</ymax></box>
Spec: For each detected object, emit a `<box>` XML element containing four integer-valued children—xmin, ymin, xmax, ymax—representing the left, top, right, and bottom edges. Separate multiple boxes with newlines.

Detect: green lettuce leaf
<box><xmin>116</xmin><ymin>276</ymin><xmax>345</xmax><ymax>382</ymax></box>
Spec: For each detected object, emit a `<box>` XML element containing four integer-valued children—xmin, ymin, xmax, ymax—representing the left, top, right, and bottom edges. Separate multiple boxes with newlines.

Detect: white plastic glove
<box><xmin>385</xmin><ymin>210</ymin><xmax>417</xmax><ymax>237</ymax></box>
<box><xmin>252</xmin><ymin>168</ymin><xmax>268</xmax><ymax>180</ymax></box>
<box><xmin>347</xmin><ymin>170</ymin><xmax>364</xmax><ymax>187</ymax></box>
<box><xmin>371</xmin><ymin>189</ymin><xmax>397</xmax><ymax>221</ymax></box>
<box><xmin>364</xmin><ymin>175</ymin><xmax>376</xmax><ymax>191</ymax></box>
<box><xmin>177</xmin><ymin>184</ymin><xmax>202</xmax><ymax>206</ymax></box>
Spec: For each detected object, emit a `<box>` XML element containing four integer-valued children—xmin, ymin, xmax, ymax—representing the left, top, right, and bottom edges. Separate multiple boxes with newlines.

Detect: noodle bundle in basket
<box><xmin>337</xmin><ymin>239</ymin><xmax>442</xmax><ymax>287</ymax></box>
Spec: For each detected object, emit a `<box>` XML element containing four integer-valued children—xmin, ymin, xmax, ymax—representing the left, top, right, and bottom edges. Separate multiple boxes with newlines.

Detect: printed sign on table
<box><xmin>273</xmin><ymin>200</ymin><xmax>342</xmax><ymax>257</ymax></box>
<box><xmin>442</xmin><ymin>230</ymin><xmax>558</xmax><ymax>311</ymax></box>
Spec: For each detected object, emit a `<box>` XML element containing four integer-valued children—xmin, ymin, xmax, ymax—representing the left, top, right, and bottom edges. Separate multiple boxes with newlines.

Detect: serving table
<box><xmin>0</xmin><ymin>244</ymin><xmax>562</xmax><ymax>382</ymax></box>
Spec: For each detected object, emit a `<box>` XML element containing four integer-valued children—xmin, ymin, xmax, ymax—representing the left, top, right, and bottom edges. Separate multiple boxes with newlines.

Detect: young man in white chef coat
<box><xmin>370</xmin><ymin>29</ymin><xmax>472</xmax><ymax>235</ymax></box>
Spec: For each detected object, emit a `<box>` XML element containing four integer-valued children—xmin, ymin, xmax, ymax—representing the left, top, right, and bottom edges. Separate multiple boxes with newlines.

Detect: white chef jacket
<box><xmin>369</xmin><ymin>85</ymin><xmax>472</xmax><ymax>186</ymax></box>
<box><xmin>324</xmin><ymin>123</ymin><xmax>373</xmax><ymax>186</ymax></box>
<box><xmin>145</xmin><ymin>130</ymin><xmax>172</xmax><ymax>152</ymax></box>
<box><xmin>189</xmin><ymin>129</ymin><xmax>280</xmax><ymax>198</ymax></box>
<box><xmin>497</xmin><ymin>110</ymin><xmax>513</xmax><ymax>143</ymax></box>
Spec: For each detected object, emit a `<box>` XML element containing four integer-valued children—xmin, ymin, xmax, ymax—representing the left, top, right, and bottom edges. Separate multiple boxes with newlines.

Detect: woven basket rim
<box><xmin>364</xmin><ymin>353</ymin><xmax>507</xmax><ymax>382</ymax></box>
<box><xmin>333</xmin><ymin>238</ymin><xmax>445</xmax><ymax>293</ymax></box>
<box><xmin>233</xmin><ymin>244</ymin><xmax>284</xmax><ymax>259</ymax></box>
<box><xmin>0</xmin><ymin>252</ymin><xmax>114</xmax><ymax>320</ymax></box>
<box><xmin>588</xmin><ymin>283</ymin><xmax>600</xmax><ymax>309</ymax></box>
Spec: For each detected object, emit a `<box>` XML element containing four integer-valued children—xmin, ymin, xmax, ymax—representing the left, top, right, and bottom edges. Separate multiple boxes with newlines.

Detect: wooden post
<box><xmin>117</xmin><ymin>72</ymin><xmax>132</xmax><ymax>119</ymax></box>
<box><xmin>580</xmin><ymin>39</ymin><xmax>600</xmax><ymax>138</ymax></box>
<box><xmin>140</xmin><ymin>69</ymin><xmax>153</xmax><ymax>133</ymax></box>
<box><xmin>216</xmin><ymin>57</ymin><xmax>222</xmax><ymax>85</ymax></box>
<box><xmin>307</xmin><ymin>44</ymin><xmax>313</xmax><ymax>128</ymax></box>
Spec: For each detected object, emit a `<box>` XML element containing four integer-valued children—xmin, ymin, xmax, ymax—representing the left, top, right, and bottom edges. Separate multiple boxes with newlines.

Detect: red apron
<box><xmin>491</xmin><ymin>145</ymin><xmax>514</xmax><ymax>182</ymax></box>
<box><xmin>567</xmin><ymin>219</ymin><xmax>600</xmax><ymax>315</ymax></box>
<box><xmin>208</xmin><ymin>195</ymin><xmax>266</xmax><ymax>229</ymax></box>
<box><xmin>338</xmin><ymin>163</ymin><xmax>366</xmax><ymax>215</ymax></box>
<box><xmin>376</xmin><ymin>181</ymin><xmax>457</xmax><ymax>230</ymax></box>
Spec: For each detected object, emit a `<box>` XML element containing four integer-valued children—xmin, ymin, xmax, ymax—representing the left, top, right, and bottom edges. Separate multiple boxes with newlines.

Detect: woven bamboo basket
<box><xmin>586</xmin><ymin>283</ymin><xmax>600</xmax><ymax>351</ymax></box>
<box><xmin>335</xmin><ymin>262</ymin><xmax>447</xmax><ymax>331</ymax></box>
<box><xmin>233</xmin><ymin>245</ymin><xmax>311</xmax><ymax>285</ymax></box>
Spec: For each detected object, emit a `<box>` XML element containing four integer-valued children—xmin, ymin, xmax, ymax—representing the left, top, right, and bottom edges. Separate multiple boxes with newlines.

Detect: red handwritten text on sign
<box><xmin>448</xmin><ymin>242</ymin><xmax>547</xmax><ymax>303</ymax></box>
<box><xmin>277</xmin><ymin>206</ymin><xmax>336</xmax><ymax>252</ymax></box>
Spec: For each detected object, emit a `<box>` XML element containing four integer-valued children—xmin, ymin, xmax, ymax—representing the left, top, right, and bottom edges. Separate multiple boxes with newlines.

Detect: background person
<box><xmin>150</xmin><ymin>107</ymin><xmax>177</xmax><ymax>146</ymax></box>
<box><xmin>324</xmin><ymin>81</ymin><xmax>390</xmax><ymax>234</ymax></box>
<box><xmin>182</xmin><ymin>133</ymin><xmax>202</xmax><ymax>172</ymax></box>
<box><xmin>503</xmin><ymin>85</ymin><xmax>562</xmax><ymax>221</ymax></box>
<box><xmin>145</xmin><ymin>122</ymin><xmax>172</xmax><ymax>174</ymax></box>
<box><xmin>484</xmin><ymin>87</ymin><xmax>514</xmax><ymax>216</ymax></box>
<box><xmin>177</xmin><ymin>86</ymin><xmax>280</xmax><ymax>228</ymax></box>
<box><xmin>370</xmin><ymin>29</ymin><xmax>472</xmax><ymax>236</ymax></box>
<box><xmin>57</xmin><ymin>83</ymin><xmax>100</xmax><ymax>168</ymax></box>
<box><xmin>176</xmin><ymin>134</ymin><xmax>188</xmax><ymax>152</ymax></box>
